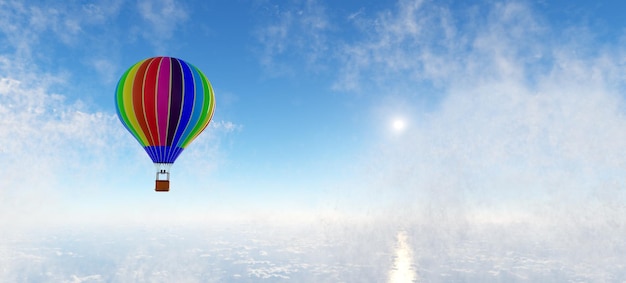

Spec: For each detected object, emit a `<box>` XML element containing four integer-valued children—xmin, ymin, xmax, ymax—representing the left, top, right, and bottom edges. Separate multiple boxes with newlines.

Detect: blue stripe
<box><xmin>172</xmin><ymin>61</ymin><xmax>196</xmax><ymax>148</ymax></box>
<box><xmin>177</xmin><ymin>65</ymin><xmax>205</xmax><ymax>149</ymax></box>
<box><xmin>143</xmin><ymin>146</ymin><xmax>185</xmax><ymax>163</ymax></box>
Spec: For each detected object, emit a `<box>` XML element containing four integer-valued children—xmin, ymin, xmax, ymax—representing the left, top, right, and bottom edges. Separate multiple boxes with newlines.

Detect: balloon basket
<box><xmin>155</xmin><ymin>180</ymin><xmax>170</xmax><ymax>192</ymax></box>
<box><xmin>155</xmin><ymin>168</ymin><xmax>170</xmax><ymax>192</ymax></box>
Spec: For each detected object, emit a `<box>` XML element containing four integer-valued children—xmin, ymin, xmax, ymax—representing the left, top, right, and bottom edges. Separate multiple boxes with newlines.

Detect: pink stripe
<box><xmin>157</xmin><ymin>58</ymin><xmax>171</xmax><ymax>146</ymax></box>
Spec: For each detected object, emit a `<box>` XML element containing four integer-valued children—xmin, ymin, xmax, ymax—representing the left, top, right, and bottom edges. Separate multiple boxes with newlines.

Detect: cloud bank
<box><xmin>1</xmin><ymin>0</ymin><xmax>626</xmax><ymax>281</ymax></box>
<box><xmin>325</xmin><ymin>1</ymin><xmax>626</xmax><ymax>280</ymax></box>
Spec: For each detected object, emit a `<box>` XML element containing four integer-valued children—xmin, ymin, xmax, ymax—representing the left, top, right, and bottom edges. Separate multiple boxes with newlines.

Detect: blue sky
<box><xmin>2</xmin><ymin>0</ymin><xmax>626</xmax><ymax>228</ymax></box>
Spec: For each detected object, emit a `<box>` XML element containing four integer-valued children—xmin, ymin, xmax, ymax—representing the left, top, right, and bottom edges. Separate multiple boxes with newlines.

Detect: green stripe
<box><xmin>181</xmin><ymin>66</ymin><xmax>215</xmax><ymax>147</ymax></box>
<box><xmin>116</xmin><ymin>62</ymin><xmax>147</xmax><ymax>146</ymax></box>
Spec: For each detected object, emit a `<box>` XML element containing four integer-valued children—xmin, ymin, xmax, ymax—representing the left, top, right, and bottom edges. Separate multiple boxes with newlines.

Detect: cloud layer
<box><xmin>1</xmin><ymin>0</ymin><xmax>626</xmax><ymax>281</ymax></box>
<box><xmin>325</xmin><ymin>1</ymin><xmax>626</xmax><ymax>280</ymax></box>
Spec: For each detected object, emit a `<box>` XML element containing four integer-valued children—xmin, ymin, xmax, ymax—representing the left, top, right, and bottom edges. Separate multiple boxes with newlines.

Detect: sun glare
<box><xmin>392</xmin><ymin>119</ymin><xmax>406</xmax><ymax>132</ymax></box>
<box><xmin>388</xmin><ymin>231</ymin><xmax>417</xmax><ymax>282</ymax></box>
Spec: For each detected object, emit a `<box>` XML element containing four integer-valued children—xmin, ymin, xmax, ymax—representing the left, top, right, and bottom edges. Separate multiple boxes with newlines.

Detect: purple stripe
<box><xmin>167</xmin><ymin>58</ymin><xmax>183</xmax><ymax>146</ymax></box>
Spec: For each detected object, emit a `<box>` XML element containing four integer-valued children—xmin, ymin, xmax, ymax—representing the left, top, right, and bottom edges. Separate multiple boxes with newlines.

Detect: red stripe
<box><xmin>143</xmin><ymin>57</ymin><xmax>161</xmax><ymax>146</ymax></box>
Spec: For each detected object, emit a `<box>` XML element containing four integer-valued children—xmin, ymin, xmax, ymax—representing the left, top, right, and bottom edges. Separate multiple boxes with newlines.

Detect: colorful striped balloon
<box><xmin>115</xmin><ymin>56</ymin><xmax>215</xmax><ymax>166</ymax></box>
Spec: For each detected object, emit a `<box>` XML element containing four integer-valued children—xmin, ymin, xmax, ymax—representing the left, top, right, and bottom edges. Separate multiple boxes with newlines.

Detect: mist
<box><xmin>2</xmin><ymin>0</ymin><xmax>626</xmax><ymax>282</ymax></box>
<box><xmin>328</xmin><ymin>1</ymin><xmax>626</xmax><ymax>280</ymax></box>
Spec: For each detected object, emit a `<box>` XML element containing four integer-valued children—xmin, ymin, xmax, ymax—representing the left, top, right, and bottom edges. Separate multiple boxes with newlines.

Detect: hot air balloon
<box><xmin>115</xmin><ymin>56</ymin><xmax>215</xmax><ymax>192</ymax></box>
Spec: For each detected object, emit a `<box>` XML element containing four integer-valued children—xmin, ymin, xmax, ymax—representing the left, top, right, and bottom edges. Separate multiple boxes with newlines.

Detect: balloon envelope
<box><xmin>115</xmin><ymin>56</ymin><xmax>215</xmax><ymax>166</ymax></box>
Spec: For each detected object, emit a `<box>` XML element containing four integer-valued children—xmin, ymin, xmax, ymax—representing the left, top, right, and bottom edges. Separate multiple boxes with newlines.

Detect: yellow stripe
<box><xmin>122</xmin><ymin>61</ymin><xmax>150</xmax><ymax>145</ymax></box>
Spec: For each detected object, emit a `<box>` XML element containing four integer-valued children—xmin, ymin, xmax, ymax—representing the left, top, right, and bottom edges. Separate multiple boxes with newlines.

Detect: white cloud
<box><xmin>137</xmin><ymin>0</ymin><xmax>189</xmax><ymax>53</ymax></box>
<box><xmin>0</xmin><ymin>0</ymin><xmax>126</xmax><ymax>88</ymax></box>
<box><xmin>0</xmin><ymin>0</ymin><xmax>123</xmax><ymax>50</ymax></box>
<box><xmin>326</xmin><ymin>1</ymin><xmax>626</xmax><ymax>279</ymax></box>
<box><xmin>255</xmin><ymin>0</ymin><xmax>330</xmax><ymax>75</ymax></box>
<box><xmin>0</xmin><ymin>49</ymin><xmax>237</xmax><ymax>227</ymax></box>
<box><xmin>89</xmin><ymin>58</ymin><xmax>118</xmax><ymax>84</ymax></box>
<box><xmin>0</xmin><ymin>0</ymin><xmax>240</xmax><ymax>227</ymax></box>
<box><xmin>1</xmin><ymin>0</ymin><xmax>625</xmax><ymax>280</ymax></box>
<box><xmin>333</xmin><ymin>1</ymin><xmax>550</xmax><ymax>91</ymax></box>
<box><xmin>0</xmin><ymin>67</ymin><xmax>129</xmax><ymax>225</ymax></box>
<box><xmin>172</xmin><ymin>119</ymin><xmax>242</xmax><ymax>188</ymax></box>
<box><xmin>330</xmin><ymin>0</ymin><xmax>626</xmax><ymax>202</ymax></box>
<box><xmin>211</xmin><ymin>120</ymin><xmax>243</xmax><ymax>133</ymax></box>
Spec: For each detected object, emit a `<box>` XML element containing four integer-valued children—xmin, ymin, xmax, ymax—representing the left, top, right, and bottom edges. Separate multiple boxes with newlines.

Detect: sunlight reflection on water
<box><xmin>387</xmin><ymin>231</ymin><xmax>418</xmax><ymax>283</ymax></box>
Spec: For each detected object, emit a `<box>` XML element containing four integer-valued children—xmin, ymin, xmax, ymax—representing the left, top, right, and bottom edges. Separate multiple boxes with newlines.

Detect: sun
<box><xmin>392</xmin><ymin>119</ymin><xmax>406</xmax><ymax>132</ymax></box>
